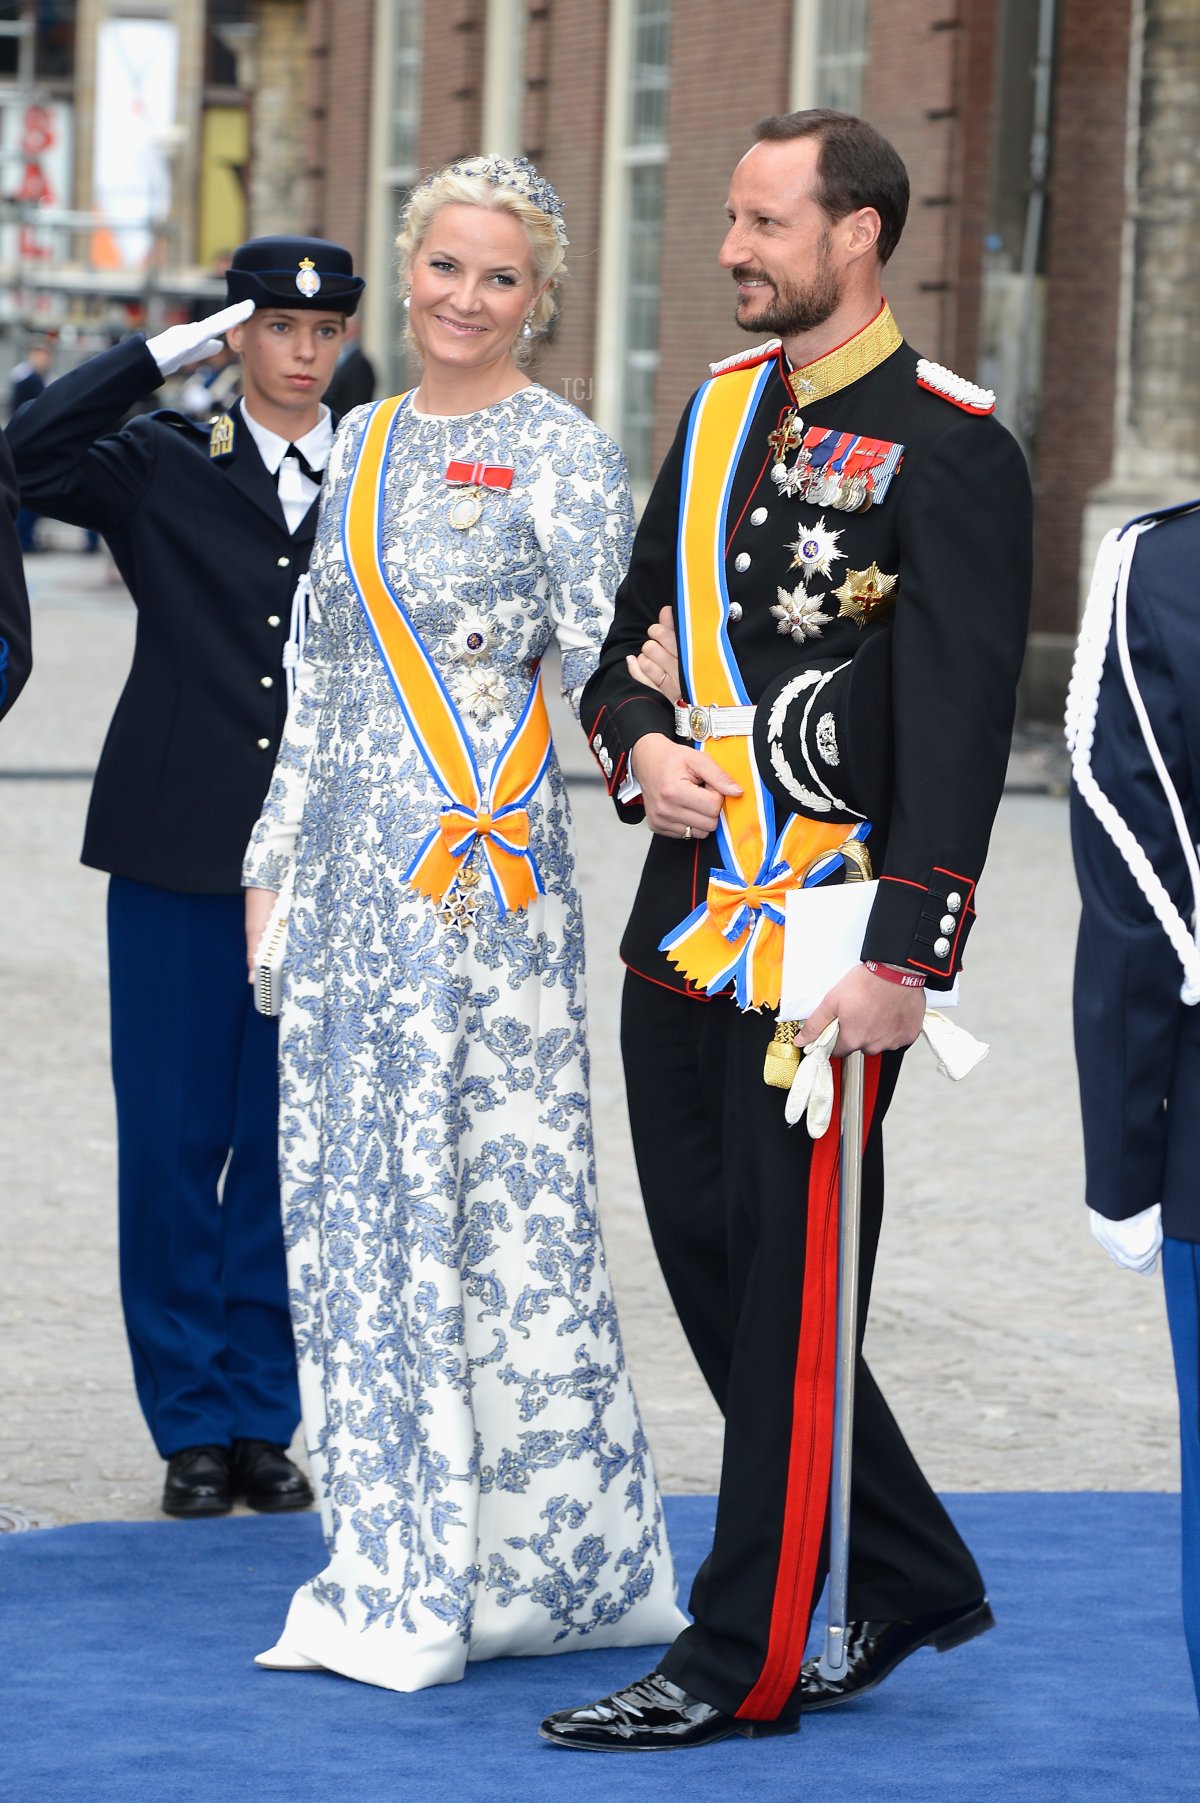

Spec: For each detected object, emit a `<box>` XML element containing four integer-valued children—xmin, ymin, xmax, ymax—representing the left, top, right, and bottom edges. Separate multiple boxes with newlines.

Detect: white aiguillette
<box><xmin>779</xmin><ymin>879</ymin><xmax>960</xmax><ymax>1019</ymax></box>
<box><xmin>252</xmin><ymin>869</ymin><xmax>294</xmax><ymax>1018</ymax></box>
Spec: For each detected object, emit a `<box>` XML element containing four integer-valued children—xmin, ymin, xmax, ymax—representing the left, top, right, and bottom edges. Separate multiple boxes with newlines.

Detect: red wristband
<box><xmin>863</xmin><ymin>959</ymin><xmax>926</xmax><ymax>990</ymax></box>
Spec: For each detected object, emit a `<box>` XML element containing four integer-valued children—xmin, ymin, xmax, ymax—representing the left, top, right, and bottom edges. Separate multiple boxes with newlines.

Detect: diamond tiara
<box><xmin>433</xmin><ymin>154</ymin><xmax>569</xmax><ymax>248</ymax></box>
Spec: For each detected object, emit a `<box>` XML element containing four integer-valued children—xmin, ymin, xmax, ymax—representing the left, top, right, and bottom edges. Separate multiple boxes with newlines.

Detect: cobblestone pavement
<box><xmin>0</xmin><ymin>554</ymin><xmax>1176</xmax><ymax>1528</ymax></box>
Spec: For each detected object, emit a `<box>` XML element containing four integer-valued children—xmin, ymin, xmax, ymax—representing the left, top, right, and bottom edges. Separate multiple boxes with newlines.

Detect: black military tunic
<box><xmin>584</xmin><ymin>320</ymin><xmax>1032</xmax><ymax>990</ymax></box>
<box><xmin>6</xmin><ymin>335</ymin><xmax>320</xmax><ymax>893</ymax></box>
<box><xmin>0</xmin><ymin>426</ymin><xmax>32</xmax><ymax>721</ymax></box>
<box><xmin>581</xmin><ymin>309</ymin><xmax>1032</xmax><ymax>1723</ymax></box>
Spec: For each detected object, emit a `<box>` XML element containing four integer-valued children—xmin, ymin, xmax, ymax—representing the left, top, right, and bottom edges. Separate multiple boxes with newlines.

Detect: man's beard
<box><xmin>733</xmin><ymin>235</ymin><xmax>842</xmax><ymax>337</ymax></box>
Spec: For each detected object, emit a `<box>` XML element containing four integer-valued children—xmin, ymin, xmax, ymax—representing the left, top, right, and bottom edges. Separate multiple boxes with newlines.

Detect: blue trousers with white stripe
<box><xmin>108</xmin><ymin>877</ymin><xmax>299</xmax><ymax>1458</ymax></box>
<box><xmin>1162</xmin><ymin>1236</ymin><xmax>1200</xmax><ymax>1711</ymax></box>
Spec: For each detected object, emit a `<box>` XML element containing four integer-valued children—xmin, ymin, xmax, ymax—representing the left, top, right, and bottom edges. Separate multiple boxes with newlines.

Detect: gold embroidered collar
<box><xmin>786</xmin><ymin>301</ymin><xmax>903</xmax><ymax>407</ymax></box>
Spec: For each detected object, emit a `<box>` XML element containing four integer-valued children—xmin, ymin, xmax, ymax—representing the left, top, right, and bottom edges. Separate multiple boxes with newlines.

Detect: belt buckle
<box><xmin>688</xmin><ymin>704</ymin><xmax>712</xmax><ymax>742</ymax></box>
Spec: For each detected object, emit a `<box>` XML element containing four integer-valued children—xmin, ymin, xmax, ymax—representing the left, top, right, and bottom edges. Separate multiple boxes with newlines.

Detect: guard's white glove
<box><xmin>1089</xmin><ymin>1203</ymin><xmax>1163</xmax><ymax>1274</ymax></box>
<box><xmin>147</xmin><ymin>300</ymin><xmax>254</xmax><ymax>379</ymax></box>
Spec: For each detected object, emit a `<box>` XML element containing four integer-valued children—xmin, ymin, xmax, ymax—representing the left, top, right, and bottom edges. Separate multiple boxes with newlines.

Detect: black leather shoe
<box><xmin>539</xmin><ymin>1670</ymin><xmax>798</xmax><ymax>1752</ymax></box>
<box><xmin>162</xmin><ymin>1445</ymin><xmax>233</xmax><ymax>1517</ymax></box>
<box><xmin>231</xmin><ymin>1439</ymin><xmax>314</xmax><ymax>1512</ymax></box>
<box><xmin>797</xmin><ymin>1597</ymin><xmax>995</xmax><ymax>1711</ymax></box>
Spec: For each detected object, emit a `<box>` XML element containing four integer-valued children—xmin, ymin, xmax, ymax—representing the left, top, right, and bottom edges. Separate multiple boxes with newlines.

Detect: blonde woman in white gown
<box><xmin>242</xmin><ymin>156</ymin><xmax>685</xmax><ymax>1693</ymax></box>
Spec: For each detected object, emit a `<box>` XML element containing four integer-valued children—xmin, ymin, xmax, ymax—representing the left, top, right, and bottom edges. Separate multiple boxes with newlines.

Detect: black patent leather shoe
<box><xmin>161</xmin><ymin>1445</ymin><xmax>233</xmax><ymax>1517</ymax></box>
<box><xmin>797</xmin><ymin>1597</ymin><xmax>995</xmax><ymax>1711</ymax></box>
<box><xmin>539</xmin><ymin>1670</ymin><xmax>798</xmax><ymax>1752</ymax></box>
<box><xmin>231</xmin><ymin>1439</ymin><xmax>314</xmax><ymax>1512</ymax></box>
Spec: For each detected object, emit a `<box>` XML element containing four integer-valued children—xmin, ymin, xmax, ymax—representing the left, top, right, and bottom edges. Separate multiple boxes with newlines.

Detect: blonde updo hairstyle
<box><xmin>397</xmin><ymin>160</ymin><xmax>568</xmax><ymax>367</ymax></box>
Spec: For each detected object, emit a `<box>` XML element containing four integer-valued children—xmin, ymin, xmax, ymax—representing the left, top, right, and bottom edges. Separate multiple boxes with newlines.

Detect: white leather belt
<box><xmin>674</xmin><ymin>702</ymin><xmax>757</xmax><ymax>742</ymax></box>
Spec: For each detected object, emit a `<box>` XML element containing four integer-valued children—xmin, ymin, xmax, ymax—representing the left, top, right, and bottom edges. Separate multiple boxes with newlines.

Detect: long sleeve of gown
<box><xmin>531</xmin><ymin>425</ymin><xmax>634</xmax><ymax>716</ymax></box>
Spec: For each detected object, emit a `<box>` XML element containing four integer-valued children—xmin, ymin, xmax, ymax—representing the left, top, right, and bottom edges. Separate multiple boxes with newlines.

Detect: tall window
<box><xmin>791</xmin><ymin>0</ymin><xmax>870</xmax><ymax>114</ymax></box>
<box><xmin>370</xmin><ymin>0</ymin><xmax>423</xmax><ymax>395</ymax></box>
<box><xmin>618</xmin><ymin>0</ymin><xmax>671</xmax><ymax>487</ymax></box>
<box><xmin>0</xmin><ymin>2</ymin><xmax>26</xmax><ymax>83</ymax></box>
<box><xmin>205</xmin><ymin>0</ymin><xmax>253</xmax><ymax>92</ymax></box>
<box><xmin>35</xmin><ymin>0</ymin><xmax>76</xmax><ymax>86</ymax></box>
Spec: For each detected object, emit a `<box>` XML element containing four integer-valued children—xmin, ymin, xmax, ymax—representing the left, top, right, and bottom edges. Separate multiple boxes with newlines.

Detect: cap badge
<box><xmin>295</xmin><ymin>256</ymin><xmax>322</xmax><ymax>298</ymax></box>
<box><xmin>209</xmin><ymin>413</ymin><xmax>235</xmax><ymax>459</ymax></box>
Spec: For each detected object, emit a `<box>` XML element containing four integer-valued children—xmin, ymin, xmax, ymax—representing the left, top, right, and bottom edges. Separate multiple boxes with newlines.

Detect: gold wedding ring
<box><xmin>682</xmin><ymin>824</ymin><xmax>692</xmax><ymax>841</ymax></box>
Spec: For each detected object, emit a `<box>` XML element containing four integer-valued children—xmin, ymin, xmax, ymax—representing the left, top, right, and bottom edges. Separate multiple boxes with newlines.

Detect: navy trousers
<box><xmin>1162</xmin><ymin>1236</ymin><xmax>1200</xmax><ymax>1711</ymax></box>
<box><xmin>107</xmin><ymin>877</ymin><xmax>299</xmax><ymax>1457</ymax></box>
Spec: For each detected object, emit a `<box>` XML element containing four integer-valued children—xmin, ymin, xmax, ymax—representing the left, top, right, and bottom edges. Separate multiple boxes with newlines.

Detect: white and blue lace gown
<box><xmin>243</xmin><ymin>386</ymin><xmax>686</xmax><ymax>1693</ymax></box>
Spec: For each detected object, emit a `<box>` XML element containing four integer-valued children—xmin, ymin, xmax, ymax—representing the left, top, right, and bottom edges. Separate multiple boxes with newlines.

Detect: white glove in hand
<box><xmin>1089</xmin><ymin>1203</ymin><xmax>1163</xmax><ymax>1275</ymax></box>
<box><xmin>784</xmin><ymin>1019</ymin><xmax>840</xmax><ymax>1139</ymax></box>
<box><xmin>147</xmin><ymin>300</ymin><xmax>255</xmax><ymax>379</ymax></box>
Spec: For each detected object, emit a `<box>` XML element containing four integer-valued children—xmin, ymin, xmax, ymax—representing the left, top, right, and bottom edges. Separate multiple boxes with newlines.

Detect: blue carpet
<box><xmin>1</xmin><ymin>1494</ymin><xmax>1195</xmax><ymax>1802</ymax></box>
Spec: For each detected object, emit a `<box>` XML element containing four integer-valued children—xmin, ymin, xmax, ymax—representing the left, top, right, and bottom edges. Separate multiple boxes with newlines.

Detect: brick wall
<box><xmin>519</xmin><ymin>1</ymin><xmax>610</xmax><ymax>414</ymax></box>
<box><xmin>950</xmin><ymin>0</ymin><xmax>1001</xmax><ymax>377</ymax></box>
<box><xmin>250</xmin><ymin>0</ymin><xmax>311</xmax><ymax>236</ymax></box>
<box><xmin>653</xmin><ymin>0</ymin><xmax>793</xmax><ymax>464</ymax></box>
<box><xmin>1032</xmin><ymin>0</ymin><xmax>1132</xmax><ymax>642</ymax></box>
<box><xmin>861</xmin><ymin>0</ymin><xmax>964</xmax><ymax>359</ymax></box>
<box><xmin>417</xmin><ymin>0</ymin><xmax>485</xmax><ymax>174</ymax></box>
<box><xmin>304</xmin><ymin>0</ymin><xmax>375</xmax><ymax>264</ymax></box>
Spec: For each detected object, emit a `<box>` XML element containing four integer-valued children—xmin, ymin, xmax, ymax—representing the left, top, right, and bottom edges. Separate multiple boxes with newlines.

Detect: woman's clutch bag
<box><xmin>252</xmin><ymin>870</ymin><xmax>294</xmax><ymax>1018</ymax></box>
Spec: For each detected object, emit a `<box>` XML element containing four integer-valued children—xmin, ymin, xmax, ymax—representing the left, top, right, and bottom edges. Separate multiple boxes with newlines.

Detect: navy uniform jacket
<box><xmin>582</xmin><ymin>325</ymin><xmax>1032</xmax><ymax>994</ymax></box>
<box><xmin>7</xmin><ymin>337</ymin><xmax>323</xmax><ymax>893</ymax></box>
<box><xmin>0</xmin><ymin>425</ymin><xmax>32</xmax><ymax>721</ymax></box>
<box><xmin>1071</xmin><ymin>503</ymin><xmax>1200</xmax><ymax>1243</ymax></box>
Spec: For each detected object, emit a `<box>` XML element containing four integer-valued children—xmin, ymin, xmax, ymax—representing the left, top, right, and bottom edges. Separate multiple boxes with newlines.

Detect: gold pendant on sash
<box><xmin>763</xmin><ymin>1017</ymin><xmax>801</xmax><ymax>1089</ymax></box>
<box><xmin>448</xmin><ymin>487</ymin><xmax>484</xmax><ymax>530</ymax></box>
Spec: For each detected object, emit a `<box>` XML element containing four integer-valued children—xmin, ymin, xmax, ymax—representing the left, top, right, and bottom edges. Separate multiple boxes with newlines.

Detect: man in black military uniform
<box><xmin>8</xmin><ymin>236</ymin><xmax>364</xmax><ymax>1516</ymax></box>
<box><xmin>1068</xmin><ymin>501</ymin><xmax>1200</xmax><ymax>1714</ymax></box>
<box><xmin>541</xmin><ymin>111</ymin><xmax>1032</xmax><ymax>1752</ymax></box>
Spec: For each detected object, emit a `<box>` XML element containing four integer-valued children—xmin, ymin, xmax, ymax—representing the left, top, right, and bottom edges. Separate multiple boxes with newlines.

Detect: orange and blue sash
<box><xmin>341</xmin><ymin>394</ymin><xmax>551</xmax><ymax>915</ymax></box>
<box><xmin>659</xmin><ymin>359</ymin><xmax>852</xmax><ymax>1009</ymax></box>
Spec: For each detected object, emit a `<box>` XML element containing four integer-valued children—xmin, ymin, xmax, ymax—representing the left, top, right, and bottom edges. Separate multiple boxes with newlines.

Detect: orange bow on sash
<box><xmin>660</xmin><ymin>358</ymin><xmax>849</xmax><ymax>1009</ymax></box>
<box><xmin>343</xmin><ymin>395</ymin><xmax>551</xmax><ymax>916</ymax></box>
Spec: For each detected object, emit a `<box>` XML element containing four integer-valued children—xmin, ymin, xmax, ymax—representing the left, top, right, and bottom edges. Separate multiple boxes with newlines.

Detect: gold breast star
<box><xmin>833</xmin><ymin>562</ymin><xmax>898</xmax><ymax>627</ymax></box>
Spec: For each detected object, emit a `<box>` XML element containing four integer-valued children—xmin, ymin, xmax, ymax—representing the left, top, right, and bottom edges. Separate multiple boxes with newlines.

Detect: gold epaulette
<box><xmin>915</xmin><ymin>359</ymin><xmax>996</xmax><ymax>415</ymax></box>
<box><xmin>708</xmin><ymin>339</ymin><xmax>782</xmax><ymax>378</ymax></box>
<box><xmin>209</xmin><ymin>412</ymin><xmax>236</xmax><ymax>457</ymax></box>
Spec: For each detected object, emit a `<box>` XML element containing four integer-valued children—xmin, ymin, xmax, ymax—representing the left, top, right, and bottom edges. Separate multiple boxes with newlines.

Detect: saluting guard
<box><xmin>7</xmin><ymin>236</ymin><xmax>364</xmax><ymax>1517</ymax></box>
<box><xmin>541</xmin><ymin>110</ymin><xmax>1032</xmax><ymax>1752</ymax></box>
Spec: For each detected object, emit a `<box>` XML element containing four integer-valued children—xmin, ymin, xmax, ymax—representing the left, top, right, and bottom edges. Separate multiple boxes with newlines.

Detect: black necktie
<box><xmin>284</xmin><ymin>443</ymin><xmax>323</xmax><ymax>483</ymax></box>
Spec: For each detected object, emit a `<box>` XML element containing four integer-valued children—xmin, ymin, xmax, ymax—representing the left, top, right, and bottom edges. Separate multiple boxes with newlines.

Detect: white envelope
<box><xmin>779</xmin><ymin>879</ymin><xmax>959</xmax><ymax>1018</ymax></box>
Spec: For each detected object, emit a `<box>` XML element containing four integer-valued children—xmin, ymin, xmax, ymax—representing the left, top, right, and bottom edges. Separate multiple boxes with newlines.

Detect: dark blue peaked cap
<box><xmin>226</xmin><ymin>235</ymin><xmax>363</xmax><ymax>314</ymax></box>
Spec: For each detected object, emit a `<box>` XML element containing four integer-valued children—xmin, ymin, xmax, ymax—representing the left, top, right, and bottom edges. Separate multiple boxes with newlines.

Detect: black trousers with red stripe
<box><xmin>621</xmin><ymin>970</ymin><xmax>984</xmax><ymax>1723</ymax></box>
